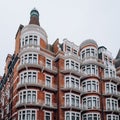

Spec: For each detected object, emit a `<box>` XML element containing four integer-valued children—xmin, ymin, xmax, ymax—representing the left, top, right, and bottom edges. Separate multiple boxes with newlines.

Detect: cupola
<box><xmin>29</xmin><ymin>8</ymin><xmax>40</xmax><ymax>26</ymax></box>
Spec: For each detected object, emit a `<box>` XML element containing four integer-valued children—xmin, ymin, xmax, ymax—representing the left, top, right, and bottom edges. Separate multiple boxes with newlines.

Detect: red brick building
<box><xmin>0</xmin><ymin>8</ymin><xmax>120</xmax><ymax>120</ymax></box>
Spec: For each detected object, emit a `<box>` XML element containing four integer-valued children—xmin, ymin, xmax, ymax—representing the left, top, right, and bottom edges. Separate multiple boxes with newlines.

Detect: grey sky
<box><xmin>0</xmin><ymin>0</ymin><xmax>120</xmax><ymax>75</ymax></box>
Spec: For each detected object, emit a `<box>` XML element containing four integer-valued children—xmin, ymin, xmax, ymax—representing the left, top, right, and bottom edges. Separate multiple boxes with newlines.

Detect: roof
<box><xmin>116</xmin><ymin>49</ymin><xmax>120</xmax><ymax>59</ymax></box>
<box><xmin>114</xmin><ymin>49</ymin><xmax>120</xmax><ymax>68</ymax></box>
<box><xmin>80</xmin><ymin>39</ymin><xmax>98</xmax><ymax>49</ymax></box>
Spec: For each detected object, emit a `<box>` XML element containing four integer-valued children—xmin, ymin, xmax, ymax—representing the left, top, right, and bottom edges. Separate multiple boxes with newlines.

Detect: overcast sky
<box><xmin>0</xmin><ymin>0</ymin><xmax>120</xmax><ymax>75</ymax></box>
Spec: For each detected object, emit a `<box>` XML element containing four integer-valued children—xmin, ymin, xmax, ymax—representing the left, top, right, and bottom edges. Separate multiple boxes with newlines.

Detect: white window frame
<box><xmin>65</xmin><ymin>59</ymin><xmax>80</xmax><ymax>71</ymax></box>
<box><xmin>82</xmin><ymin>79</ymin><xmax>99</xmax><ymax>92</ymax></box>
<box><xmin>45</xmin><ymin>74</ymin><xmax>52</xmax><ymax>87</ymax></box>
<box><xmin>21</xmin><ymin>34</ymin><xmax>39</xmax><ymax>48</ymax></box>
<box><xmin>82</xmin><ymin>96</ymin><xmax>100</xmax><ymax>109</ymax></box>
<box><xmin>65</xmin><ymin>93</ymin><xmax>80</xmax><ymax>107</ymax></box>
<box><xmin>81</xmin><ymin>47</ymin><xmax>97</xmax><ymax>59</ymax></box>
<box><xmin>107</xmin><ymin>114</ymin><xmax>119</xmax><ymax>120</ymax></box>
<box><xmin>106</xmin><ymin>98</ymin><xmax>118</xmax><ymax>110</ymax></box>
<box><xmin>19</xmin><ymin>89</ymin><xmax>37</xmax><ymax>104</ymax></box>
<box><xmin>104</xmin><ymin>68</ymin><xmax>116</xmax><ymax>78</ymax></box>
<box><xmin>18</xmin><ymin>109</ymin><xmax>37</xmax><ymax>120</ymax></box>
<box><xmin>19</xmin><ymin>70</ymin><xmax>38</xmax><ymax>84</ymax></box>
<box><xmin>64</xmin><ymin>75</ymin><xmax>80</xmax><ymax>89</ymax></box>
<box><xmin>46</xmin><ymin>58</ymin><xmax>52</xmax><ymax>69</ymax></box>
<box><xmin>20</xmin><ymin>52</ymin><xmax>38</xmax><ymax>65</ymax></box>
<box><xmin>82</xmin><ymin>112</ymin><xmax>100</xmax><ymax>120</ymax></box>
<box><xmin>65</xmin><ymin>111</ymin><xmax>80</xmax><ymax>120</ymax></box>
<box><xmin>82</xmin><ymin>64</ymin><xmax>98</xmax><ymax>76</ymax></box>
<box><xmin>45</xmin><ymin>92</ymin><xmax>52</xmax><ymax>106</ymax></box>
<box><xmin>105</xmin><ymin>82</ymin><xmax>117</xmax><ymax>94</ymax></box>
<box><xmin>66</xmin><ymin>45</ymin><xmax>71</xmax><ymax>52</ymax></box>
<box><xmin>73</xmin><ymin>49</ymin><xmax>78</xmax><ymax>55</ymax></box>
<box><xmin>44</xmin><ymin>111</ymin><xmax>52</xmax><ymax>120</ymax></box>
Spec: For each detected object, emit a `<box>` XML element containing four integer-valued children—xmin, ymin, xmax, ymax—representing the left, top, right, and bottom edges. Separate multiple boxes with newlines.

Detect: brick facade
<box><xmin>0</xmin><ymin>8</ymin><xmax>120</xmax><ymax>120</ymax></box>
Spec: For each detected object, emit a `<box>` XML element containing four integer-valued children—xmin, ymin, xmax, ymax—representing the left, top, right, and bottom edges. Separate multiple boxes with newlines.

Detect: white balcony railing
<box><xmin>105</xmin><ymin>91</ymin><xmax>120</xmax><ymax>97</ymax></box>
<box><xmin>105</xmin><ymin>107</ymin><xmax>119</xmax><ymax>112</ymax></box>
<box><xmin>17</xmin><ymin>61</ymin><xmax>57</xmax><ymax>74</ymax></box>
<box><xmin>64</xmin><ymin>52</ymin><xmax>80</xmax><ymax>60</ymax></box>
<box><xmin>61</xmin><ymin>86</ymin><xmax>84</xmax><ymax>93</ymax></box>
<box><xmin>82</xmin><ymin>105</ymin><xmax>100</xmax><ymax>110</ymax></box>
<box><xmin>61</xmin><ymin>103</ymin><xmax>82</xmax><ymax>110</ymax></box>
<box><xmin>16</xmin><ymin>100</ymin><xmax>57</xmax><ymax>109</ymax></box>
<box><xmin>17</xmin><ymin>80</ymin><xmax>57</xmax><ymax>91</ymax></box>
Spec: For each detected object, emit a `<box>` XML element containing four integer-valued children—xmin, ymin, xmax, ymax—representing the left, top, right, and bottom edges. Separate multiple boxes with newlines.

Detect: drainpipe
<box><xmin>100</xmin><ymin>67</ymin><xmax>104</xmax><ymax>120</ymax></box>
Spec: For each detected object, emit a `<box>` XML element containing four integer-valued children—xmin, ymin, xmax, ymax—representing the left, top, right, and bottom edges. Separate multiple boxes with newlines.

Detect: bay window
<box><xmin>21</xmin><ymin>34</ymin><xmax>39</xmax><ymax>48</ymax></box>
<box><xmin>21</xmin><ymin>53</ymin><xmax>38</xmax><ymax>64</ymax></box>
<box><xmin>65</xmin><ymin>75</ymin><xmax>80</xmax><ymax>90</ymax></box>
<box><xmin>66</xmin><ymin>112</ymin><xmax>70</xmax><ymax>120</ymax></box>
<box><xmin>65</xmin><ymin>59</ymin><xmax>80</xmax><ymax>71</ymax></box>
<box><xmin>82</xmin><ymin>96</ymin><xmax>100</xmax><ymax>109</ymax></box>
<box><xmin>18</xmin><ymin>109</ymin><xmax>36</xmax><ymax>120</ymax></box>
<box><xmin>19</xmin><ymin>90</ymin><xmax>37</xmax><ymax>104</ymax></box>
<box><xmin>81</xmin><ymin>64</ymin><xmax>98</xmax><ymax>76</ymax></box>
<box><xmin>82</xmin><ymin>79</ymin><xmax>99</xmax><ymax>92</ymax></box>
<box><xmin>65</xmin><ymin>111</ymin><xmax>80</xmax><ymax>120</ymax></box>
<box><xmin>107</xmin><ymin>114</ymin><xmax>119</xmax><ymax>120</ymax></box>
<box><xmin>20</xmin><ymin>70</ymin><xmax>37</xmax><ymax>84</ymax></box>
<box><xmin>82</xmin><ymin>113</ymin><xmax>100</xmax><ymax>120</ymax></box>
<box><xmin>81</xmin><ymin>47</ymin><xmax>97</xmax><ymax>59</ymax></box>
<box><xmin>105</xmin><ymin>82</ymin><xmax>117</xmax><ymax>94</ymax></box>
<box><xmin>104</xmin><ymin>68</ymin><xmax>116</xmax><ymax>78</ymax></box>
<box><xmin>106</xmin><ymin>98</ymin><xmax>118</xmax><ymax>110</ymax></box>
<box><xmin>65</xmin><ymin>93</ymin><xmax>80</xmax><ymax>107</ymax></box>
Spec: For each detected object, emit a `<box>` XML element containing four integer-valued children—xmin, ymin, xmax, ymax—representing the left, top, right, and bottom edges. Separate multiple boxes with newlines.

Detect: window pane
<box><xmin>66</xmin><ymin>113</ymin><xmax>70</xmax><ymax>120</ymax></box>
<box><xmin>45</xmin><ymin>112</ymin><xmax>50</xmax><ymax>120</ymax></box>
<box><xmin>71</xmin><ymin>113</ymin><xmax>75</xmax><ymax>120</ymax></box>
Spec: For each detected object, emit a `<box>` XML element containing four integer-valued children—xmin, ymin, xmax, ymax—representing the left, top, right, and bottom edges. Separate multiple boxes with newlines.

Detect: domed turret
<box><xmin>80</xmin><ymin>39</ymin><xmax>98</xmax><ymax>50</ymax></box>
<box><xmin>20</xmin><ymin>8</ymin><xmax>48</xmax><ymax>49</ymax></box>
<box><xmin>29</xmin><ymin>8</ymin><xmax>40</xmax><ymax>26</ymax></box>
